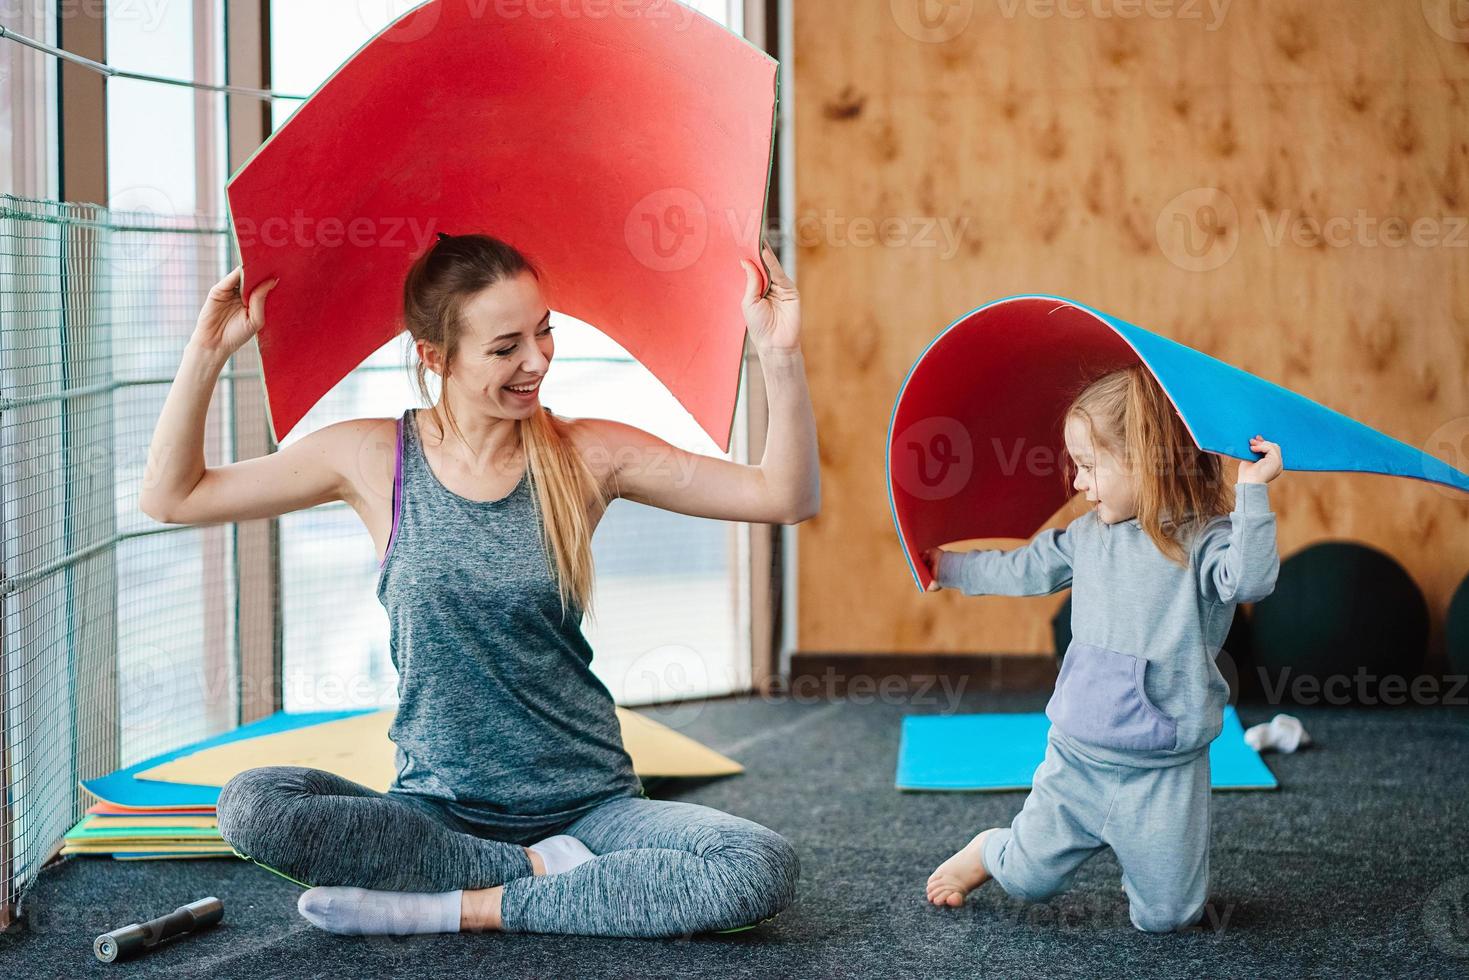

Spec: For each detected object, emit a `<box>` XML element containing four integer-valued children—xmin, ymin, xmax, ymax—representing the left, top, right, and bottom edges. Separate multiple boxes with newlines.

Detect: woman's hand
<box><xmin>921</xmin><ymin>547</ymin><xmax>946</xmax><ymax>591</ymax></box>
<box><xmin>191</xmin><ymin>264</ymin><xmax>278</xmax><ymax>357</ymax></box>
<box><xmin>1238</xmin><ymin>435</ymin><xmax>1284</xmax><ymax>484</ymax></box>
<box><xmin>740</xmin><ymin>240</ymin><xmax>800</xmax><ymax>354</ymax></box>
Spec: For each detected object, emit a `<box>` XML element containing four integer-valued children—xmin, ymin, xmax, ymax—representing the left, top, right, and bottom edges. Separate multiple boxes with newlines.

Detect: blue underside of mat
<box><xmin>81</xmin><ymin>709</ymin><xmax>380</xmax><ymax>808</ymax></box>
<box><xmin>896</xmin><ymin>705</ymin><xmax>1277</xmax><ymax>791</ymax></box>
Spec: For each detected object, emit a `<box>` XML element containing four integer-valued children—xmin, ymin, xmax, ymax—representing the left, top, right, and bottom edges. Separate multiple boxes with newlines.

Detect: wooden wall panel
<box><xmin>793</xmin><ymin>0</ymin><xmax>1469</xmax><ymax>658</ymax></box>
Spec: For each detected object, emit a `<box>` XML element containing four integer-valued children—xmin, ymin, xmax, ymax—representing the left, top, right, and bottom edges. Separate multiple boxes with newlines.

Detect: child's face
<box><xmin>1064</xmin><ymin>415</ymin><xmax>1138</xmax><ymax>524</ymax></box>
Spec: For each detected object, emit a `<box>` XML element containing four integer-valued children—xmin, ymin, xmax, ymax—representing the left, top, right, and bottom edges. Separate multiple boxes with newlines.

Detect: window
<box><xmin>270</xmin><ymin>0</ymin><xmax>755</xmax><ymax>711</ymax></box>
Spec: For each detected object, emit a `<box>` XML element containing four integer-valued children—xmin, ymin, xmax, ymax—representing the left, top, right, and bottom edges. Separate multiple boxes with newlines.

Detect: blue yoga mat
<box><xmin>81</xmin><ymin>709</ymin><xmax>381</xmax><ymax>809</ymax></box>
<box><xmin>896</xmin><ymin>705</ymin><xmax>1277</xmax><ymax>791</ymax></box>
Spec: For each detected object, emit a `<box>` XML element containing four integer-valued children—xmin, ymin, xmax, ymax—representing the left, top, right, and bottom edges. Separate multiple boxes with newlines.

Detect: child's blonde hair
<box><xmin>1062</xmin><ymin>365</ymin><xmax>1232</xmax><ymax>566</ymax></box>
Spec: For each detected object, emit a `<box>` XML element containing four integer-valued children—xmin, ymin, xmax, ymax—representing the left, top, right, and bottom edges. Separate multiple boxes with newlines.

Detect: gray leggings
<box><xmin>215</xmin><ymin>766</ymin><xmax>800</xmax><ymax>938</ymax></box>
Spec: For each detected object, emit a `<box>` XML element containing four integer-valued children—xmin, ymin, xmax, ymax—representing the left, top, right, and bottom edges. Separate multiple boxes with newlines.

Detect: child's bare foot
<box><xmin>926</xmin><ymin>828</ymin><xmax>998</xmax><ymax>907</ymax></box>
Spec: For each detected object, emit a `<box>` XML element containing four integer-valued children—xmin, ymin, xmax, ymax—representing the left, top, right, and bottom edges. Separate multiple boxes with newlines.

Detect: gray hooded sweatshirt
<box><xmin>935</xmin><ymin>481</ymin><xmax>1279</xmax><ymax>768</ymax></box>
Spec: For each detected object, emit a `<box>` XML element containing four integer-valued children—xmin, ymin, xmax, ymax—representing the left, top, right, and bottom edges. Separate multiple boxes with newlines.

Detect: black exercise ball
<box><xmin>1448</xmin><ymin>570</ymin><xmax>1469</xmax><ymax>678</ymax></box>
<box><xmin>1251</xmin><ymin>542</ymin><xmax>1428</xmax><ymax>707</ymax></box>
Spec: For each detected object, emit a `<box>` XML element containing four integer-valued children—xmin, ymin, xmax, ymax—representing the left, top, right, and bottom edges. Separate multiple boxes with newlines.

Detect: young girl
<box><xmin>920</xmin><ymin>364</ymin><xmax>1283</xmax><ymax>933</ymax></box>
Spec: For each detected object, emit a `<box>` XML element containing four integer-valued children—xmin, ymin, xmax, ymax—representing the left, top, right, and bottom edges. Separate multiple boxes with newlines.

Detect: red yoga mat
<box><xmin>227</xmin><ymin>1</ymin><xmax>778</xmax><ymax>450</ymax></box>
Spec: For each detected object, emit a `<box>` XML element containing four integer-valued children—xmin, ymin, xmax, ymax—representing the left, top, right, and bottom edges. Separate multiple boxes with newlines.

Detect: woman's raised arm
<box><xmin>585</xmin><ymin>242</ymin><xmax>819</xmax><ymax>525</ymax></box>
<box><xmin>138</xmin><ymin>266</ymin><xmax>358</xmax><ymax>526</ymax></box>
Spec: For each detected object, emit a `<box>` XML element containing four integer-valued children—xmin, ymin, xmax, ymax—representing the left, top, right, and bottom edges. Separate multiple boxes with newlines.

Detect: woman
<box><xmin>138</xmin><ymin>233</ymin><xmax>817</xmax><ymax>939</ymax></box>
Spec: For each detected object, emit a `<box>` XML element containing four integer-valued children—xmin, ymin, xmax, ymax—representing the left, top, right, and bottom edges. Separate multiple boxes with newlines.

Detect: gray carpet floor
<box><xmin>4</xmin><ymin>691</ymin><xmax>1468</xmax><ymax>978</ymax></box>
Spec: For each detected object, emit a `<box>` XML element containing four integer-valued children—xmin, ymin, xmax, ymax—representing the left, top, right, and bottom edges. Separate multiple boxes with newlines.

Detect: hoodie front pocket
<box><xmin>1046</xmin><ymin>642</ymin><xmax>1178</xmax><ymax>752</ymax></box>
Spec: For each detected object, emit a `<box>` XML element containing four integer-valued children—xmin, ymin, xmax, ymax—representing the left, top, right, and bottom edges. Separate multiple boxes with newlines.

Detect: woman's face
<box><xmin>1064</xmin><ymin>414</ymin><xmax>1137</xmax><ymax>524</ymax></box>
<box><xmin>429</xmin><ymin>270</ymin><xmax>555</xmax><ymax>420</ymax></box>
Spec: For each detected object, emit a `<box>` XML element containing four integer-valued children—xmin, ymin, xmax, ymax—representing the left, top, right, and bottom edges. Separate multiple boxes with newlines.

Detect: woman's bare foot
<box><xmin>926</xmin><ymin>828</ymin><xmax>999</xmax><ymax>907</ymax></box>
<box><xmin>459</xmin><ymin>885</ymin><xmax>505</xmax><ymax>931</ymax></box>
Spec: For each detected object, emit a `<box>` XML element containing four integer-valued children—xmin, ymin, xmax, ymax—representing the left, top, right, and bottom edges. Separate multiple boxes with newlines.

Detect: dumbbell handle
<box><xmin>94</xmin><ymin>896</ymin><xmax>224</xmax><ymax>962</ymax></box>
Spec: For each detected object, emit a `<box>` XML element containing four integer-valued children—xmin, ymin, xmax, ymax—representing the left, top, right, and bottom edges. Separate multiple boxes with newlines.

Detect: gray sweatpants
<box><xmin>980</xmin><ymin>728</ymin><xmax>1210</xmax><ymax>933</ymax></box>
<box><xmin>215</xmin><ymin>766</ymin><xmax>799</xmax><ymax>938</ymax></box>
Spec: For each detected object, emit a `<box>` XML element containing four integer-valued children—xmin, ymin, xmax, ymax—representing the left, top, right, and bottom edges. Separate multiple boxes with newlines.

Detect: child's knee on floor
<box><xmin>984</xmin><ymin>835</ymin><xmax>1067</xmax><ymax>905</ymax></box>
<box><xmin>995</xmin><ymin>872</ymin><xmax>1066</xmax><ymax>906</ymax></box>
<box><xmin>1129</xmin><ymin>899</ymin><xmax>1205</xmax><ymax>934</ymax></box>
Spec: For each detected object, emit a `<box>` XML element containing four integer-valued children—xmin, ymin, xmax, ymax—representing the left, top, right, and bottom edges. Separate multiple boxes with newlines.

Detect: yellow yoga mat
<box><xmin>135</xmin><ymin>707</ymin><xmax>742</xmax><ymax>792</ymax></box>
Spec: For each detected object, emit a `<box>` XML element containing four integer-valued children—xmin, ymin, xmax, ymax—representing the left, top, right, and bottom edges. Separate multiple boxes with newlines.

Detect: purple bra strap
<box><xmin>379</xmin><ymin>413</ymin><xmax>404</xmax><ymax>570</ymax></box>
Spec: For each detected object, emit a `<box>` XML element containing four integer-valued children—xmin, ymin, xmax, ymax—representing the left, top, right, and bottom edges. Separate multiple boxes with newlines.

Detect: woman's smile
<box><xmin>503</xmin><ymin>378</ymin><xmax>542</xmax><ymax>399</ymax></box>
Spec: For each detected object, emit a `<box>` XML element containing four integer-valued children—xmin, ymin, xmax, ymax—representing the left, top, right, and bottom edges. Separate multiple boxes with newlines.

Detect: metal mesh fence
<box><xmin>0</xmin><ymin>193</ymin><xmax>241</xmax><ymax>920</ymax></box>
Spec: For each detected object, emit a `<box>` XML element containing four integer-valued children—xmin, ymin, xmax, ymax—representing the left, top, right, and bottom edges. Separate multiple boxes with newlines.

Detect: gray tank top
<box><xmin>375</xmin><ymin>407</ymin><xmax>642</xmax><ymax>834</ymax></box>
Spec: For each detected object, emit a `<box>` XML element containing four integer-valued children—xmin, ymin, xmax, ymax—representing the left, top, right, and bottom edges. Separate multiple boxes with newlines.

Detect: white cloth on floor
<box><xmin>1244</xmin><ymin>713</ymin><xmax>1311</xmax><ymax>753</ymax></box>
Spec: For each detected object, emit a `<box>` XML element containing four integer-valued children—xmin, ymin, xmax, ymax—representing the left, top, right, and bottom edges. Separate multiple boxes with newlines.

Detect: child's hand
<box><xmin>921</xmin><ymin>547</ymin><xmax>946</xmax><ymax>591</ymax></box>
<box><xmin>1238</xmin><ymin>435</ymin><xmax>1283</xmax><ymax>484</ymax></box>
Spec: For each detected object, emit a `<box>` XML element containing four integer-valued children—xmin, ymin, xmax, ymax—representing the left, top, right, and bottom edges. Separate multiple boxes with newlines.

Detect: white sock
<box><xmin>527</xmin><ymin>834</ymin><xmax>595</xmax><ymax>876</ymax></box>
<box><xmin>297</xmin><ymin>885</ymin><xmax>463</xmax><ymax>935</ymax></box>
<box><xmin>1244</xmin><ymin>713</ymin><xmax>1312</xmax><ymax>753</ymax></box>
